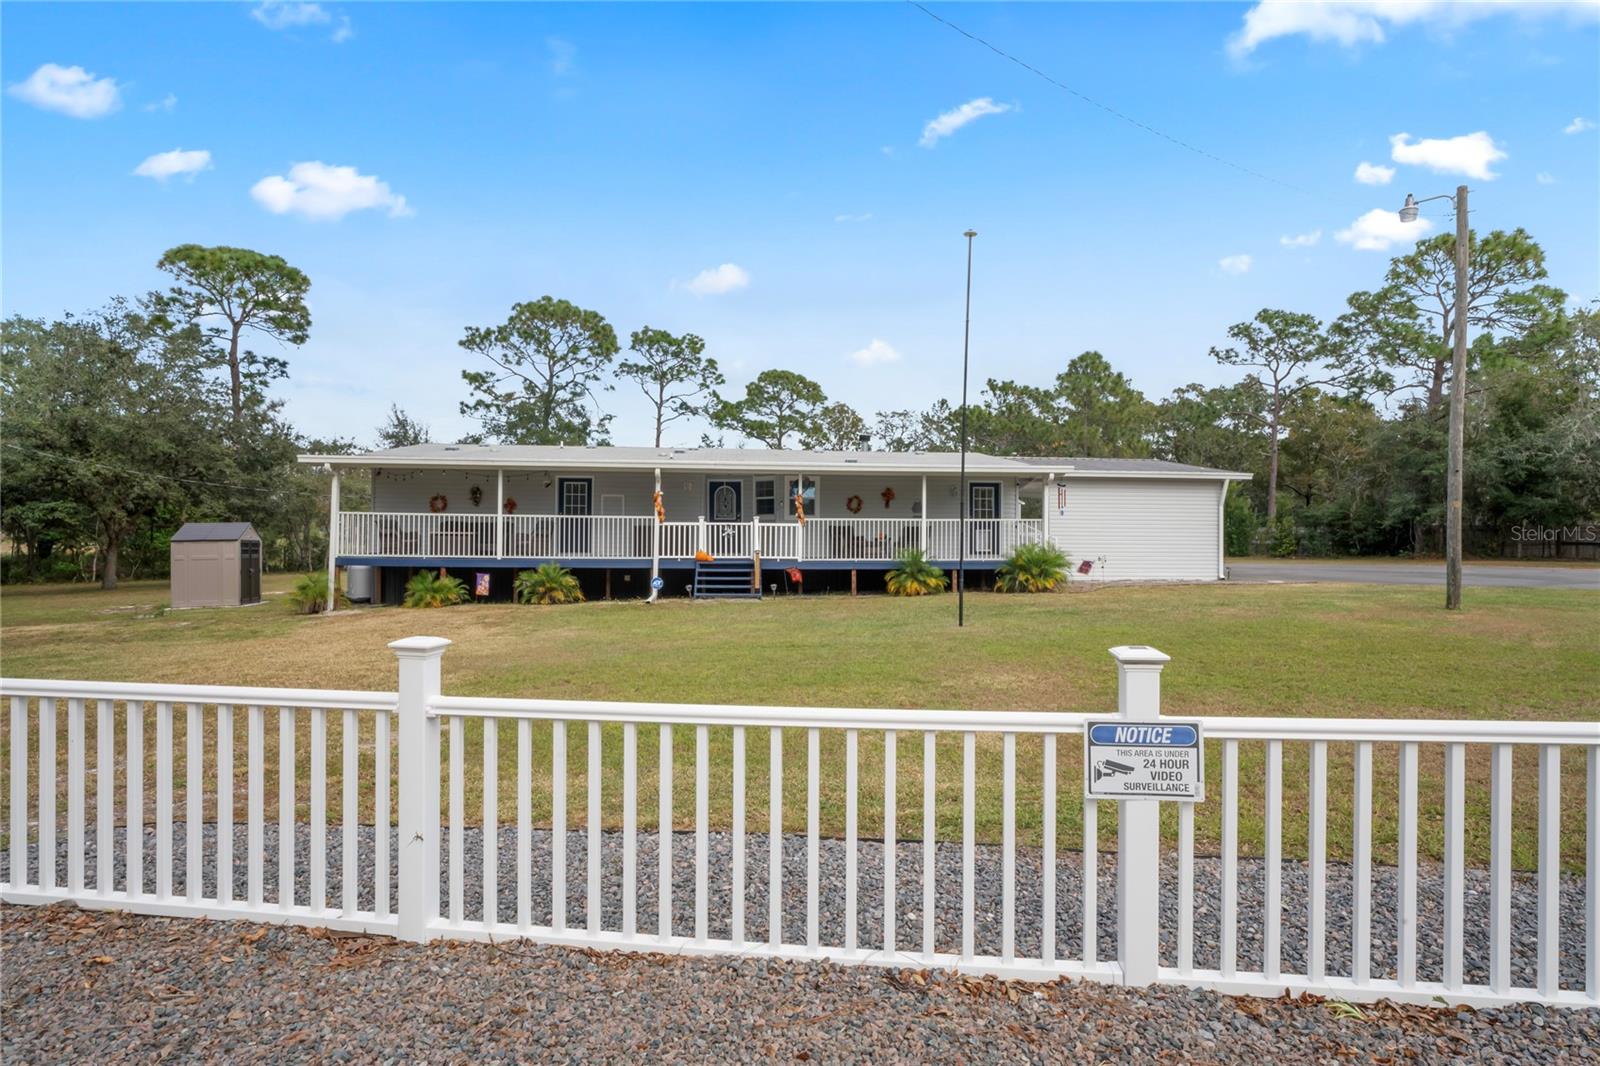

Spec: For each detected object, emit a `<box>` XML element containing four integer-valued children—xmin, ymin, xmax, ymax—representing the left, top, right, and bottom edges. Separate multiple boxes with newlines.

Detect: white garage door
<box><xmin>1049</xmin><ymin>478</ymin><xmax>1223</xmax><ymax>582</ymax></box>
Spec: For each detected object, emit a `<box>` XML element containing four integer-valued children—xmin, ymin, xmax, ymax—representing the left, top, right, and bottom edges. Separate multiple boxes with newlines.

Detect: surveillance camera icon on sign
<box><xmin>1092</xmin><ymin>760</ymin><xmax>1135</xmax><ymax>785</ymax></box>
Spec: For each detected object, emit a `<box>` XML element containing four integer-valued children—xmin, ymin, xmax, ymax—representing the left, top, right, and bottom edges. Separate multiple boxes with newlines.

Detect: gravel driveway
<box><xmin>6</xmin><ymin>902</ymin><xmax>1597</xmax><ymax>1064</ymax></box>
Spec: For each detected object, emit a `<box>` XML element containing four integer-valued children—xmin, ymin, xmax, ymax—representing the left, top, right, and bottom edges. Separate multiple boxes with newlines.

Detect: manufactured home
<box><xmin>295</xmin><ymin>444</ymin><xmax>1250</xmax><ymax>601</ymax></box>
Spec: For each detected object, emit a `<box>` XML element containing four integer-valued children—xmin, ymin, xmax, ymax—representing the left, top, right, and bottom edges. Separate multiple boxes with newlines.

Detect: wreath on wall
<box><xmin>470</xmin><ymin>485</ymin><xmax>483</xmax><ymax>507</ymax></box>
<box><xmin>429</xmin><ymin>494</ymin><xmax>448</xmax><ymax>513</ymax></box>
<box><xmin>504</xmin><ymin>497</ymin><xmax>518</xmax><ymax>514</ymax></box>
<box><xmin>846</xmin><ymin>494</ymin><xmax>864</xmax><ymax>514</ymax></box>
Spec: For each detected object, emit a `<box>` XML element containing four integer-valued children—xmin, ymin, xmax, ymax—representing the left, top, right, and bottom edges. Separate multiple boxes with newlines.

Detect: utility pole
<box><xmin>1445</xmin><ymin>184</ymin><xmax>1468</xmax><ymax>610</ymax></box>
<box><xmin>958</xmin><ymin>229</ymin><xmax>976</xmax><ymax>627</ymax></box>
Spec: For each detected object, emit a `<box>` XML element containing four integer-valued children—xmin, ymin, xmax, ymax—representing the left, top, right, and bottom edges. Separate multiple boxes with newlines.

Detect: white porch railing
<box><xmin>338</xmin><ymin>512</ymin><xmax>1045</xmax><ymax>563</ymax></box>
<box><xmin>3</xmin><ymin>644</ymin><xmax>1596</xmax><ymax>1009</ymax></box>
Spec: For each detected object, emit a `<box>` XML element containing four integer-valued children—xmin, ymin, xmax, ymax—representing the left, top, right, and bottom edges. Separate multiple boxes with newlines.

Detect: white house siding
<box><xmin>1047</xmin><ymin>477</ymin><xmax>1224</xmax><ymax>582</ymax></box>
<box><xmin>369</xmin><ymin>469</ymin><xmax>1020</xmax><ymax>523</ymax></box>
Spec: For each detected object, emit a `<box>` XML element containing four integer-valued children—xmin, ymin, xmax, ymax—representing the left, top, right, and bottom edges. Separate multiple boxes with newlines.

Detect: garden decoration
<box><xmin>881</xmin><ymin>486</ymin><xmax>895</xmax><ymax>508</ymax></box>
<box><xmin>694</xmin><ymin>550</ymin><xmax>715</xmax><ymax>563</ymax></box>
<box><xmin>846</xmin><ymin>494</ymin><xmax>863</xmax><ymax>513</ymax></box>
<box><xmin>429</xmin><ymin>494</ymin><xmax>448</xmax><ymax>513</ymax></box>
<box><xmin>653</xmin><ymin>489</ymin><xmax>666</xmax><ymax>522</ymax></box>
<box><xmin>504</xmin><ymin>497</ymin><xmax>517</xmax><ymax>513</ymax></box>
<box><xmin>469</xmin><ymin>485</ymin><xmax>483</xmax><ymax>507</ymax></box>
<box><xmin>793</xmin><ymin>491</ymin><xmax>806</xmax><ymax>524</ymax></box>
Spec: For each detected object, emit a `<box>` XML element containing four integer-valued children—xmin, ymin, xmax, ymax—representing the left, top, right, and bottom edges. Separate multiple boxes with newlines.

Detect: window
<box><xmin>754</xmin><ymin>478</ymin><xmax>777</xmax><ymax>517</ymax></box>
<box><xmin>785</xmin><ymin>476</ymin><xmax>818</xmax><ymax>519</ymax></box>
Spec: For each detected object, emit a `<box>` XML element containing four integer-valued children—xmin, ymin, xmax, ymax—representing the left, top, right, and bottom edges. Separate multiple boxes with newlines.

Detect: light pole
<box><xmin>1399</xmin><ymin>185</ymin><xmax>1469</xmax><ymax>609</ymax></box>
<box><xmin>958</xmin><ymin>229</ymin><xmax>976</xmax><ymax>627</ymax></box>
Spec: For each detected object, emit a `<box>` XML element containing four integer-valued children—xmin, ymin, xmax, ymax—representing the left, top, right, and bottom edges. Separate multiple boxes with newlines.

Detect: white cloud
<box><xmin>250</xmin><ymin>161</ymin><xmax>412</xmax><ymax>220</ymax></box>
<box><xmin>1279</xmin><ymin>230</ymin><xmax>1321</xmax><ymax>248</ymax></box>
<box><xmin>133</xmin><ymin>148</ymin><xmax>213</xmax><ymax>181</ymax></box>
<box><xmin>1218</xmin><ymin>254</ymin><xmax>1253</xmax><ymax>275</ymax></box>
<box><xmin>1389</xmin><ymin>131</ymin><xmax>1507</xmax><ymax>180</ymax></box>
<box><xmin>1536</xmin><ymin>172</ymin><xmax>1556</xmax><ymax>185</ymax></box>
<box><xmin>1565</xmin><ymin>116</ymin><xmax>1595</xmax><ymax>134</ymax></box>
<box><xmin>547</xmin><ymin>37</ymin><xmax>576</xmax><ymax>76</ymax></box>
<box><xmin>834</xmin><ymin>213</ymin><xmax>873</xmax><ymax>223</ymax></box>
<box><xmin>252</xmin><ymin>1</ymin><xmax>330</xmax><ymax>29</ymax></box>
<box><xmin>1335</xmin><ymin>207</ymin><xmax>1434</xmax><ymax>251</ymax></box>
<box><xmin>683</xmin><ymin>263</ymin><xmax>750</xmax><ymax>296</ymax></box>
<box><xmin>331</xmin><ymin>15</ymin><xmax>354</xmax><ymax>43</ymax></box>
<box><xmin>7</xmin><ymin>63</ymin><xmax>121</xmax><ymax>119</ymax></box>
<box><xmin>1228</xmin><ymin>1</ymin><xmax>1596</xmax><ymax>58</ymax></box>
<box><xmin>919</xmin><ymin>97</ymin><xmax>1012</xmax><ymax>148</ymax></box>
<box><xmin>143</xmin><ymin>92</ymin><xmax>178</xmax><ymax>113</ymax></box>
<box><xmin>1354</xmin><ymin>161</ymin><xmax>1395</xmax><ymax>185</ymax></box>
<box><xmin>848</xmin><ymin>339</ymin><xmax>902</xmax><ymax>367</ymax></box>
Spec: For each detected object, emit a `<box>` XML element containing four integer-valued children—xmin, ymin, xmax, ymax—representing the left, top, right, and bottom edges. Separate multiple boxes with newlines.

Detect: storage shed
<box><xmin>170</xmin><ymin>523</ymin><xmax>262</xmax><ymax>609</ymax></box>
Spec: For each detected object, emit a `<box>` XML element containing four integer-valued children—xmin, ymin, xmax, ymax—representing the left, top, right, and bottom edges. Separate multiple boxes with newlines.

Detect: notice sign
<box><xmin>1084</xmin><ymin>720</ymin><xmax>1204</xmax><ymax>802</ymax></box>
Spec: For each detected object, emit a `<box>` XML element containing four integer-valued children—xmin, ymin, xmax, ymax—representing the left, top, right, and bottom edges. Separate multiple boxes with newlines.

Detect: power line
<box><xmin>906</xmin><ymin>1</ymin><xmax>1313</xmax><ymax>197</ymax></box>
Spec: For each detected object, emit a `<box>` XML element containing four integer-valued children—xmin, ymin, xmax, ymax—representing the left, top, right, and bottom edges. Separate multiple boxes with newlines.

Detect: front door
<box><xmin>969</xmin><ymin>482</ymin><xmax>1000</xmax><ymax>556</ymax></box>
<box><xmin>707</xmin><ymin>480</ymin><xmax>744</xmax><ymax>556</ymax></box>
<box><xmin>708</xmin><ymin>480</ymin><xmax>742</xmax><ymax>522</ymax></box>
<box><xmin>557</xmin><ymin>477</ymin><xmax>592</xmax><ymax>555</ymax></box>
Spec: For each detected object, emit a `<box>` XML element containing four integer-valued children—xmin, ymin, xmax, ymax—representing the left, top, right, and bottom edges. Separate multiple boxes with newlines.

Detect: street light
<box><xmin>1397</xmin><ymin>185</ymin><xmax>1470</xmax><ymax>609</ymax></box>
<box><xmin>957</xmin><ymin>229</ymin><xmax>976</xmax><ymax>628</ymax></box>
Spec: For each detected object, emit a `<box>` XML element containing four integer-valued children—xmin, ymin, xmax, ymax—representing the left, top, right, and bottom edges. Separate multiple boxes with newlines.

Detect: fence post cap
<box><xmin>388</xmin><ymin>636</ymin><xmax>453</xmax><ymax>657</ymax></box>
<box><xmin>1108</xmin><ymin>645</ymin><xmax>1170</xmax><ymax>666</ymax></box>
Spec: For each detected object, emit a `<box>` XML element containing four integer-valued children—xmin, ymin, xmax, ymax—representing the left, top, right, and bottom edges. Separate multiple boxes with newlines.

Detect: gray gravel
<box><xmin>5</xmin><ymin>903</ymin><xmax>1598</xmax><ymax>1063</ymax></box>
<box><xmin>3</xmin><ymin>822</ymin><xmax>1592</xmax><ymax>992</ymax></box>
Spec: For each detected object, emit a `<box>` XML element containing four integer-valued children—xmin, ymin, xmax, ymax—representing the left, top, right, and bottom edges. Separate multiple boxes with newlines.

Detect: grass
<box><xmin>1</xmin><ymin>574</ymin><xmax>1595</xmax><ymax>871</ymax></box>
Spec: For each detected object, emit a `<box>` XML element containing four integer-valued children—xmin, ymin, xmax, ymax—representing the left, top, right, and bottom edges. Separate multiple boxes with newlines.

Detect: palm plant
<box><xmin>403</xmin><ymin>569</ymin><xmax>468</xmax><ymax>608</ymax></box>
<box><xmin>885</xmin><ymin>549</ymin><xmax>948</xmax><ymax>596</ymax></box>
<box><xmin>515</xmin><ymin>563</ymin><xmax>585</xmax><ymax>605</ymax></box>
<box><xmin>288</xmin><ymin>571</ymin><xmax>348</xmax><ymax>614</ymax></box>
<box><xmin>995</xmin><ymin>543</ymin><xmax>1070</xmax><ymax>593</ymax></box>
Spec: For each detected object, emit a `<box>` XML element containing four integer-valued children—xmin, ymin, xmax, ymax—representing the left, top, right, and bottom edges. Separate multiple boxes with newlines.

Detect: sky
<box><xmin>4</xmin><ymin>1</ymin><xmax>1598</xmax><ymax>448</ymax></box>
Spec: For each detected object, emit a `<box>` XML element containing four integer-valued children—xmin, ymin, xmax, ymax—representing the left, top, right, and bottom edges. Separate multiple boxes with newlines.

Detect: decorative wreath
<box><xmin>504</xmin><ymin>497</ymin><xmax>518</xmax><ymax>514</ymax></box>
<box><xmin>469</xmin><ymin>485</ymin><xmax>483</xmax><ymax>507</ymax></box>
<box><xmin>429</xmin><ymin>494</ymin><xmax>448</xmax><ymax>513</ymax></box>
<box><xmin>881</xmin><ymin>487</ymin><xmax>895</xmax><ymax>508</ymax></box>
<box><xmin>846</xmin><ymin>494</ymin><xmax>864</xmax><ymax>514</ymax></box>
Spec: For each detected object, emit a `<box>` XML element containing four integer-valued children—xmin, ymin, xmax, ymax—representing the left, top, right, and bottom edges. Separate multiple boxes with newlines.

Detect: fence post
<box><xmin>391</xmin><ymin>636</ymin><xmax>451</xmax><ymax>942</ymax></box>
<box><xmin>1110</xmin><ymin>644</ymin><xmax>1170</xmax><ymax>986</ymax></box>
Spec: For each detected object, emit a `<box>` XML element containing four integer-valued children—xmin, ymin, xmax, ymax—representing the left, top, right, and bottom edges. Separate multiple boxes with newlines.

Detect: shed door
<box><xmin>240</xmin><ymin>540</ymin><xmax>262</xmax><ymax>604</ymax></box>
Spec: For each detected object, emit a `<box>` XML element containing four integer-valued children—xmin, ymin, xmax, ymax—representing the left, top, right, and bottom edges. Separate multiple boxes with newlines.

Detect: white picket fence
<box><xmin>2</xmin><ymin>641</ymin><xmax>1596</xmax><ymax>1009</ymax></box>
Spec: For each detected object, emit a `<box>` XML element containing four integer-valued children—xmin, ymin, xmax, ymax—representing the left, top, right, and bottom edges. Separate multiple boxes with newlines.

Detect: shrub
<box><xmin>995</xmin><ymin>542</ymin><xmax>1070</xmax><ymax>593</ymax></box>
<box><xmin>1269</xmin><ymin>514</ymin><xmax>1298</xmax><ymax>558</ymax></box>
<box><xmin>288</xmin><ymin>571</ymin><xmax>348</xmax><ymax>614</ymax></box>
<box><xmin>885</xmin><ymin>549</ymin><xmax>948</xmax><ymax>596</ymax></box>
<box><xmin>403</xmin><ymin>569</ymin><xmax>468</xmax><ymax>608</ymax></box>
<box><xmin>514</xmin><ymin>563</ymin><xmax>585</xmax><ymax>605</ymax></box>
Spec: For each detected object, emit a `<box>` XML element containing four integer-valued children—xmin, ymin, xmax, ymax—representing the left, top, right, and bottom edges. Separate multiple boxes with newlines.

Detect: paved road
<box><xmin>1228</xmin><ymin>560</ymin><xmax>1598</xmax><ymax>589</ymax></box>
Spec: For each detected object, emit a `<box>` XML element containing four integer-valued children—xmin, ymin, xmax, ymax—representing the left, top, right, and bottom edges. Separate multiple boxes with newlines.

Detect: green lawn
<box><xmin>1</xmin><ymin>574</ymin><xmax>1595</xmax><ymax>870</ymax></box>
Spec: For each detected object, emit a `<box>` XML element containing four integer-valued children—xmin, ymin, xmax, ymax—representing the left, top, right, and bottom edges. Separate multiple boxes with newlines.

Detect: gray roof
<box><xmin>1014</xmin><ymin>456</ymin><xmax>1245</xmax><ymax>475</ymax></box>
<box><xmin>296</xmin><ymin>444</ymin><xmax>1250</xmax><ymax>480</ymax></box>
<box><xmin>300</xmin><ymin>443</ymin><xmax>1037</xmax><ymax>476</ymax></box>
<box><xmin>171</xmin><ymin>522</ymin><xmax>258</xmax><ymax>542</ymax></box>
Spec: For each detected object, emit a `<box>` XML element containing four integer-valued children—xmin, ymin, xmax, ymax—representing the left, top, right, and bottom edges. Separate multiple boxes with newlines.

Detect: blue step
<box><xmin>693</xmin><ymin>558</ymin><xmax>761</xmax><ymax>600</ymax></box>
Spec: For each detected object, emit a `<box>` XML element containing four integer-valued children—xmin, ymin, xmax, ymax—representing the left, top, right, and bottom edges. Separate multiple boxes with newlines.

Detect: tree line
<box><xmin>3</xmin><ymin>226</ymin><xmax>1595</xmax><ymax>587</ymax></box>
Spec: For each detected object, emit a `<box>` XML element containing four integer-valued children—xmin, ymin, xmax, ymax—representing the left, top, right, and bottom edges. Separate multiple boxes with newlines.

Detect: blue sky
<box><xmin>5</xmin><ymin>1</ymin><xmax>1598</xmax><ymax>447</ymax></box>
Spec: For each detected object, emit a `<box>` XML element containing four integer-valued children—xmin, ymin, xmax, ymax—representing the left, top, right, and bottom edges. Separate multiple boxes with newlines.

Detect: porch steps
<box><xmin>692</xmin><ymin>558</ymin><xmax>761</xmax><ymax>600</ymax></box>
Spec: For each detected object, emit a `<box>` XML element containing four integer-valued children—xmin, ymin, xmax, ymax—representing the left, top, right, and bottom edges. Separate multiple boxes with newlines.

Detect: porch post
<box><xmin>324</xmin><ymin>469</ymin><xmax>341</xmax><ymax>615</ymax></box>
<box><xmin>920</xmin><ymin>475</ymin><xmax>928</xmax><ymax>553</ymax></box>
<box><xmin>1043</xmin><ymin>474</ymin><xmax>1053</xmax><ymax>546</ymax></box>
<box><xmin>495</xmin><ymin>468</ymin><xmax>505</xmax><ymax>559</ymax></box>
<box><xmin>650</xmin><ymin>467</ymin><xmax>661</xmax><ymax>597</ymax></box>
<box><xmin>697</xmin><ymin>515</ymin><xmax>707</xmax><ymax>555</ymax></box>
